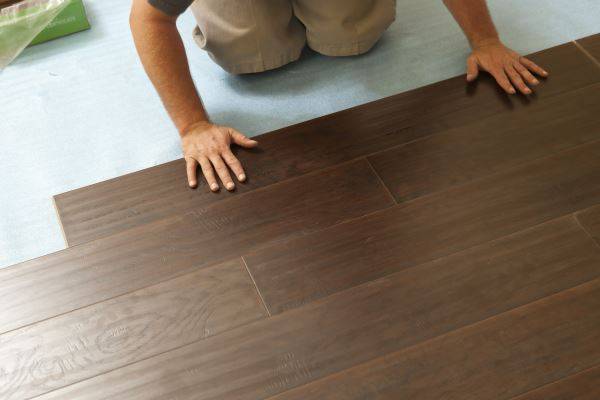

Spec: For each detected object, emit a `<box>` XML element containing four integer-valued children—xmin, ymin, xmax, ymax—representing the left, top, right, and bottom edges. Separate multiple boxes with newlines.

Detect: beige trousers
<box><xmin>190</xmin><ymin>0</ymin><xmax>396</xmax><ymax>74</ymax></box>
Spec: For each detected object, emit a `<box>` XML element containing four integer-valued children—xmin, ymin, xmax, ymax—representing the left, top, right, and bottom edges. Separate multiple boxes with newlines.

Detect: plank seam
<box><xmin>241</xmin><ymin>255</ymin><xmax>272</xmax><ymax>317</ymax></box>
<box><xmin>504</xmin><ymin>362</ymin><xmax>600</xmax><ymax>400</ymax></box>
<box><xmin>6</xmin><ymin>138</ymin><xmax>600</xmax><ymax>336</ymax></box>
<box><xmin>51</xmin><ymin>195</ymin><xmax>70</xmax><ymax>248</ymax></box>
<box><xmin>264</xmin><ymin>277</ymin><xmax>600</xmax><ymax>400</ymax></box>
<box><xmin>0</xmin><ymin>256</ymin><xmax>243</xmax><ymax>336</ymax></box>
<box><xmin>573</xmin><ymin>39</ymin><xmax>600</xmax><ymax>70</ymax></box>
<box><xmin>573</xmin><ymin>211</ymin><xmax>600</xmax><ymax>249</ymax></box>
<box><xmin>365</xmin><ymin>157</ymin><xmax>399</xmax><ymax>204</ymax></box>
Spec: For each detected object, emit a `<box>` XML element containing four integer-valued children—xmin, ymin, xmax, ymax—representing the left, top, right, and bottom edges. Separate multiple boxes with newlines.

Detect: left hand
<box><xmin>466</xmin><ymin>39</ymin><xmax>549</xmax><ymax>95</ymax></box>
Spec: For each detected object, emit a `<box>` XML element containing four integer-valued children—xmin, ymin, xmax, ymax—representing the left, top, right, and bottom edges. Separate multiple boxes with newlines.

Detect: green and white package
<box><xmin>0</xmin><ymin>0</ymin><xmax>69</xmax><ymax>69</ymax></box>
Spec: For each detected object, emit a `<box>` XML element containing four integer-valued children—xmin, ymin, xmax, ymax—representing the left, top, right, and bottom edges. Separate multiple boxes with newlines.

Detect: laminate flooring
<box><xmin>2</xmin><ymin>35</ymin><xmax>600</xmax><ymax>400</ymax></box>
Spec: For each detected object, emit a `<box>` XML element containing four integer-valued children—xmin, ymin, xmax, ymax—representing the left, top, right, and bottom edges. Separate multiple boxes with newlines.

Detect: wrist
<box><xmin>179</xmin><ymin>118</ymin><xmax>211</xmax><ymax>137</ymax></box>
<box><xmin>471</xmin><ymin>36</ymin><xmax>501</xmax><ymax>49</ymax></box>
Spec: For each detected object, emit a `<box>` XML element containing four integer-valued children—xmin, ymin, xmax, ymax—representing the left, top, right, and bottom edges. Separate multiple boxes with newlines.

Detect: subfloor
<box><xmin>2</xmin><ymin>0</ymin><xmax>600</xmax><ymax>267</ymax></box>
<box><xmin>1</xmin><ymin>35</ymin><xmax>600</xmax><ymax>399</ymax></box>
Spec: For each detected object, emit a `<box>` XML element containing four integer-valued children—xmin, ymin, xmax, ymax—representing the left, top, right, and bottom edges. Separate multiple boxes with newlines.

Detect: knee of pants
<box><xmin>190</xmin><ymin>0</ymin><xmax>306</xmax><ymax>74</ymax></box>
<box><xmin>293</xmin><ymin>0</ymin><xmax>396</xmax><ymax>57</ymax></box>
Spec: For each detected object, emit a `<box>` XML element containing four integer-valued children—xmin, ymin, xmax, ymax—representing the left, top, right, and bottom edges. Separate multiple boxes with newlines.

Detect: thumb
<box><xmin>466</xmin><ymin>56</ymin><xmax>479</xmax><ymax>82</ymax></box>
<box><xmin>230</xmin><ymin>128</ymin><xmax>258</xmax><ymax>148</ymax></box>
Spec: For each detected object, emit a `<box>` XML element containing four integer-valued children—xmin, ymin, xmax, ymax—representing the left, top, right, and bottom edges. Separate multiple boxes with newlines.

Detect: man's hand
<box><xmin>467</xmin><ymin>40</ymin><xmax>549</xmax><ymax>95</ymax></box>
<box><xmin>182</xmin><ymin>121</ymin><xmax>258</xmax><ymax>191</ymax></box>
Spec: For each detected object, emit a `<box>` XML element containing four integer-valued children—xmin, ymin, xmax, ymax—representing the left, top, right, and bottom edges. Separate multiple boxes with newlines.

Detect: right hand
<box><xmin>181</xmin><ymin>121</ymin><xmax>258</xmax><ymax>191</ymax></box>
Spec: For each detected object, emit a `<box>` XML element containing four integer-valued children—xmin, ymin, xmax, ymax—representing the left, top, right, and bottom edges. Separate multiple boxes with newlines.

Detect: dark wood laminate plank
<box><xmin>576</xmin><ymin>204</ymin><xmax>600</xmax><ymax>245</ymax></box>
<box><xmin>269</xmin><ymin>279</ymin><xmax>600</xmax><ymax>400</ymax></box>
<box><xmin>0</xmin><ymin>160</ymin><xmax>392</xmax><ymax>334</ymax></box>
<box><xmin>246</xmin><ymin>141</ymin><xmax>600</xmax><ymax>314</ymax></box>
<box><xmin>368</xmin><ymin>83</ymin><xmax>600</xmax><ymax>202</ymax></box>
<box><xmin>0</xmin><ymin>259</ymin><xmax>266</xmax><ymax>400</ymax></box>
<box><xmin>53</xmin><ymin>43</ymin><xmax>600</xmax><ymax>246</ymax></box>
<box><xmin>509</xmin><ymin>365</ymin><xmax>600</xmax><ymax>400</ymax></box>
<box><xmin>32</xmin><ymin>216</ymin><xmax>600</xmax><ymax>400</ymax></box>
<box><xmin>577</xmin><ymin>33</ymin><xmax>600</xmax><ymax>64</ymax></box>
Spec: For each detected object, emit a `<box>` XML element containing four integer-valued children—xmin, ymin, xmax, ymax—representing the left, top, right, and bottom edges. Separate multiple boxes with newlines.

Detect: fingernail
<box><xmin>533</xmin><ymin>79</ymin><xmax>539</xmax><ymax>85</ymax></box>
<box><xmin>226</xmin><ymin>182</ymin><xmax>235</xmax><ymax>190</ymax></box>
<box><xmin>525</xmin><ymin>88</ymin><xmax>532</xmax><ymax>94</ymax></box>
<box><xmin>238</xmin><ymin>174</ymin><xmax>246</xmax><ymax>181</ymax></box>
<box><xmin>210</xmin><ymin>183</ymin><xmax>219</xmax><ymax>191</ymax></box>
<box><xmin>509</xmin><ymin>88</ymin><xmax>516</xmax><ymax>94</ymax></box>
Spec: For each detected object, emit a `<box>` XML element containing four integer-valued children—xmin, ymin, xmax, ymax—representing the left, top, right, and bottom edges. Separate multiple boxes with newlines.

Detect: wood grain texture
<box><xmin>576</xmin><ymin>204</ymin><xmax>600</xmax><ymax>245</ymax></box>
<box><xmin>33</xmin><ymin>216</ymin><xmax>600</xmax><ymax>400</ymax></box>
<box><xmin>577</xmin><ymin>34</ymin><xmax>600</xmax><ymax>64</ymax></box>
<box><xmin>509</xmin><ymin>365</ymin><xmax>600</xmax><ymax>400</ymax></box>
<box><xmin>368</xmin><ymin>83</ymin><xmax>600</xmax><ymax>201</ymax></box>
<box><xmin>0</xmin><ymin>259</ymin><xmax>266</xmax><ymax>400</ymax></box>
<box><xmin>246</xmin><ymin>141</ymin><xmax>600</xmax><ymax>314</ymax></box>
<box><xmin>0</xmin><ymin>159</ymin><xmax>392</xmax><ymax>334</ymax></box>
<box><xmin>268</xmin><ymin>279</ymin><xmax>600</xmax><ymax>400</ymax></box>
<box><xmin>53</xmin><ymin>42</ymin><xmax>600</xmax><ymax>246</ymax></box>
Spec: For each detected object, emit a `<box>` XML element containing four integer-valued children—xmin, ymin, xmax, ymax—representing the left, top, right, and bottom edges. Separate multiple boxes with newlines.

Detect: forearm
<box><xmin>443</xmin><ymin>0</ymin><xmax>499</xmax><ymax>47</ymax></box>
<box><xmin>130</xmin><ymin>9</ymin><xmax>207</xmax><ymax>135</ymax></box>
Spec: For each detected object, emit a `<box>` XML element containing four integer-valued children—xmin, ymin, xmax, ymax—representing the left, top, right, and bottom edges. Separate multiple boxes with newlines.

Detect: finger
<box><xmin>506</xmin><ymin>65</ymin><xmax>532</xmax><ymax>95</ymax></box>
<box><xmin>466</xmin><ymin>56</ymin><xmax>479</xmax><ymax>82</ymax></box>
<box><xmin>185</xmin><ymin>158</ymin><xmax>199</xmax><ymax>188</ymax></box>
<box><xmin>222</xmin><ymin>149</ymin><xmax>246</xmax><ymax>182</ymax></box>
<box><xmin>210</xmin><ymin>155</ymin><xmax>235</xmax><ymax>191</ymax></box>
<box><xmin>490</xmin><ymin>68</ymin><xmax>516</xmax><ymax>94</ymax></box>
<box><xmin>519</xmin><ymin>57</ymin><xmax>549</xmax><ymax>77</ymax></box>
<box><xmin>514</xmin><ymin>62</ymin><xmax>540</xmax><ymax>86</ymax></box>
<box><xmin>230</xmin><ymin>128</ymin><xmax>258</xmax><ymax>148</ymax></box>
<box><xmin>198</xmin><ymin>156</ymin><xmax>219</xmax><ymax>192</ymax></box>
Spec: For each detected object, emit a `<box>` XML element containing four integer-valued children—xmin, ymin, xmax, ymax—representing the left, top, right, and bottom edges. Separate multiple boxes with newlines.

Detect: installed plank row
<box><xmin>577</xmin><ymin>33</ymin><xmax>600</xmax><ymax>64</ymax></box>
<box><xmin>247</xmin><ymin>141</ymin><xmax>600</xmax><ymax>314</ymax></box>
<box><xmin>369</xmin><ymin>83</ymin><xmax>600</xmax><ymax>202</ymax></box>
<box><xmin>31</xmin><ymin>215</ymin><xmax>600</xmax><ymax>399</ymax></box>
<box><xmin>0</xmin><ymin>259</ymin><xmax>266</xmax><ymax>400</ymax></box>
<box><xmin>269</xmin><ymin>279</ymin><xmax>600</xmax><ymax>400</ymax></box>
<box><xmin>53</xmin><ymin>42</ymin><xmax>600</xmax><ymax>246</ymax></box>
<box><xmin>0</xmin><ymin>159</ymin><xmax>393</xmax><ymax>334</ymax></box>
<box><xmin>577</xmin><ymin>204</ymin><xmax>600</xmax><ymax>245</ymax></box>
<box><xmin>510</xmin><ymin>365</ymin><xmax>600</xmax><ymax>400</ymax></box>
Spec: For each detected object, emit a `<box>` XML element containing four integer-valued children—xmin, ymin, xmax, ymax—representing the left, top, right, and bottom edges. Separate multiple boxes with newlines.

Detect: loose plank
<box><xmin>509</xmin><ymin>365</ymin><xmax>600</xmax><ymax>400</ymax></box>
<box><xmin>368</xmin><ymin>83</ymin><xmax>600</xmax><ymax>201</ymax></box>
<box><xmin>53</xmin><ymin>43</ymin><xmax>600</xmax><ymax>245</ymax></box>
<box><xmin>33</xmin><ymin>216</ymin><xmax>600</xmax><ymax>400</ymax></box>
<box><xmin>0</xmin><ymin>159</ymin><xmax>392</xmax><ymax>334</ymax></box>
<box><xmin>269</xmin><ymin>279</ymin><xmax>600</xmax><ymax>400</ymax></box>
<box><xmin>246</xmin><ymin>141</ymin><xmax>600</xmax><ymax>314</ymax></box>
<box><xmin>0</xmin><ymin>259</ymin><xmax>266</xmax><ymax>400</ymax></box>
<box><xmin>576</xmin><ymin>204</ymin><xmax>600</xmax><ymax>245</ymax></box>
<box><xmin>577</xmin><ymin>33</ymin><xmax>600</xmax><ymax>64</ymax></box>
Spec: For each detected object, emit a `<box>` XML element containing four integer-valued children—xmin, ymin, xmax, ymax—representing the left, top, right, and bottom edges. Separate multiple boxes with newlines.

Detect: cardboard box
<box><xmin>29</xmin><ymin>0</ymin><xmax>90</xmax><ymax>45</ymax></box>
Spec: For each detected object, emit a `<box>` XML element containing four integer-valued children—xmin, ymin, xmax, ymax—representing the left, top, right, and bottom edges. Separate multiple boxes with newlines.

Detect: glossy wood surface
<box><xmin>368</xmin><ymin>83</ymin><xmax>600</xmax><ymax>201</ymax></box>
<box><xmin>0</xmin><ymin>259</ymin><xmax>267</xmax><ymax>400</ymax></box>
<box><xmin>32</xmin><ymin>217</ymin><xmax>600</xmax><ymax>399</ymax></box>
<box><xmin>53</xmin><ymin>43</ymin><xmax>600</xmax><ymax>245</ymax></box>
<box><xmin>510</xmin><ymin>365</ymin><xmax>600</xmax><ymax>400</ymax></box>
<box><xmin>577</xmin><ymin>33</ymin><xmax>600</xmax><ymax>63</ymax></box>
<box><xmin>269</xmin><ymin>279</ymin><xmax>600</xmax><ymax>400</ymax></box>
<box><xmin>0</xmin><ymin>159</ymin><xmax>392</xmax><ymax>334</ymax></box>
<box><xmin>2</xmin><ymin>38</ymin><xmax>599</xmax><ymax>399</ymax></box>
<box><xmin>247</xmin><ymin>142</ymin><xmax>600</xmax><ymax>313</ymax></box>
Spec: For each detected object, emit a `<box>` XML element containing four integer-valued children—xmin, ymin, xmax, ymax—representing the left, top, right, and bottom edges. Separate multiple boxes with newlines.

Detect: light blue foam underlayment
<box><xmin>1</xmin><ymin>0</ymin><xmax>599</xmax><ymax>268</ymax></box>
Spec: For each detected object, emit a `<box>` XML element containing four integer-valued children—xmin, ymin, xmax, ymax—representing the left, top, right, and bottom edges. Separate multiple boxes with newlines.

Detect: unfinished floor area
<box><xmin>1</xmin><ymin>34</ymin><xmax>600</xmax><ymax>399</ymax></box>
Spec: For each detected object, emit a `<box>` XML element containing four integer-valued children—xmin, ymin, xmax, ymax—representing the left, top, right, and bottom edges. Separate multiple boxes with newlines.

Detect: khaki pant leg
<box><xmin>292</xmin><ymin>0</ymin><xmax>396</xmax><ymax>56</ymax></box>
<box><xmin>189</xmin><ymin>0</ymin><xmax>306</xmax><ymax>74</ymax></box>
